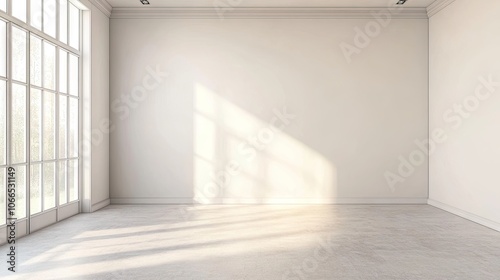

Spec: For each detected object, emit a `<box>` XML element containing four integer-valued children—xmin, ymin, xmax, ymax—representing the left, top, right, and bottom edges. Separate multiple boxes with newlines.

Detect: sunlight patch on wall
<box><xmin>193</xmin><ymin>83</ymin><xmax>337</xmax><ymax>204</ymax></box>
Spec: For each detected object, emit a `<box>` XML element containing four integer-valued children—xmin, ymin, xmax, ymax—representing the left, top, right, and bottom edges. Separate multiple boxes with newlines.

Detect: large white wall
<box><xmin>429</xmin><ymin>0</ymin><xmax>500</xmax><ymax>229</ymax></box>
<box><xmin>110</xmin><ymin>17</ymin><xmax>429</xmax><ymax>204</ymax></box>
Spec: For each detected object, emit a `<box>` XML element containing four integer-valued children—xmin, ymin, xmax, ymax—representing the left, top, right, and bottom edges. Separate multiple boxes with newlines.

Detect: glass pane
<box><xmin>31</xmin><ymin>0</ymin><xmax>43</xmax><ymax>30</ymax></box>
<box><xmin>43</xmin><ymin>91</ymin><xmax>55</xmax><ymax>160</ymax></box>
<box><xmin>0</xmin><ymin>0</ymin><xmax>5</xmax><ymax>12</ymax></box>
<box><xmin>14</xmin><ymin>166</ymin><xmax>26</xmax><ymax>219</ymax></box>
<box><xmin>30</xmin><ymin>164</ymin><xmax>42</xmax><ymax>214</ymax></box>
<box><xmin>69</xmin><ymin>54</ymin><xmax>78</xmax><ymax>95</ymax></box>
<box><xmin>59</xmin><ymin>95</ymin><xmax>67</xmax><ymax>158</ymax></box>
<box><xmin>0</xmin><ymin>20</ymin><xmax>6</xmax><ymax>77</ymax></box>
<box><xmin>43</xmin><ymin>0</ymin><xmax>57</xmax><ymax>38</ymax></box>
<box><xmin>0</xmin><ymin>81</ymin><xmax>5</xmax><ymax>165</ymax></box>
<box><xmin>69</xmin><ymin>3</ymin><xmax>79</xmax><ymax>50</ymax></box>
<box><xmin>68</xmin><ymin>159</ymin><xmax>78</xmax><ymax>201</ymax></box>
<box><xmin>43</xmin><ymin>162</ymin><xmax>55</xmax><ymax>210</ymax></box>
<box><xmin>12</xmin><ymin>0</ymin><xmax>27</xmax><ymax>22</ymax></box>
<box><xmin>59</xmin><ymin>161</ymin><xmax>67</xmax><ymax>205</ymax></box>
<box><xmin>12</xmin><ymin>84</ymin><xmax>26</xmax><ymax>164</ymax></box>
<box><xmin>30</xmin><ymin>88</ymin><xmax>42</xmax><ymax>161</ymax></box>
<box><xmin>30</xmin><ymin>35</ymin><xmax>42</xmax><ymax>87</ymax></box>
<box><xmin>59</xmin><ymin>0</ymin><xmax>68</xmax><ymax>44</ymax></box>
<box><xmin>69</xmin><ymin>98</ymin><xmax>78</xmax><ymax>157</ymax></box>
<box><xmin>12</xmin><ymin>26</ymin><xmax>27</xmax><ymax>83</ymax></box>
<box><xmin>43</xmin><ymin>42</ymin><xmax>56</xmax><ymax>90</ymax></box>
<box><xmin>0</xmin><ymin>168</ymin><xmax>4</xmax><ymax>225</ymax></box>
<box><xmin>59</xmin><ymin>50</ymin><xmax>68</xmax><ymax>93</ymax></box>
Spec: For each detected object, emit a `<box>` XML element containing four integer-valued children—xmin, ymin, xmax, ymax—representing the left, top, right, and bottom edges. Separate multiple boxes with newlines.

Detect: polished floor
<box><xmin>1</xmin><ymin>205</ymin><xmax>499</xmax><ymax>279</ymax></box>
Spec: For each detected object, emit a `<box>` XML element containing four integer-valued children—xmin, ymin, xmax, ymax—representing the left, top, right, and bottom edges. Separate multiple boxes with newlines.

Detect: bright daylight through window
<box><xmin>0</xmin><ymin>0</ymin><xmax>81</xmax><ymax>229</ymax></box>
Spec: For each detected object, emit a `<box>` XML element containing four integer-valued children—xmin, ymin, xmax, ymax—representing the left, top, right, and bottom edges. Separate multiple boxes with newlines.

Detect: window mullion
<box><xmin>5</xmin><ymin>21</ymin><xmax>9</xmax><ymax>167</ymax></box>
<box><xmin>55</xmin><ymin>0</ymin><xmax>59</xmax><ymax>42</ymax></box>
<box><xmin>65</xmin><ymin>66</ymin><xmax>69</xmax><ymax>204</ymax></box>
<box><xmin>26</xmin><ymin>27</ymin><xmax>31</xmax><ymax>230</ymax></box>
<box><xmin>5</xmin><ymin>20</ymin><xmax>10</xmax><ymax>226</ymax></box>
<box><xmin>26</xmin><ymin>0</ymin><xmax>30</xmax><ymax>27</ymax></box>
<box><xmin>55</xmin><ymin>45</ymin><xmax>59</xmax><ymax>213</ymax></box>
<box><xmin>39</xmin><ymin>36</ymin><xmax>44</xmax><ymax>213</ymax></box>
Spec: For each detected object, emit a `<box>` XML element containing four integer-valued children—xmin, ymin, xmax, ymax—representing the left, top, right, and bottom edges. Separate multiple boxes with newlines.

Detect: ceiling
<box><xmin>106</xmin><ymin>0</ymin><xmax>438</xmax><ymax>8</ymax></box>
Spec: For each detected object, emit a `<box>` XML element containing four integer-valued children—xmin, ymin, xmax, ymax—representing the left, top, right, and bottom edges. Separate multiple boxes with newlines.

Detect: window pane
<box><xmin>59</xmin><ymin>95</ymin><xmax>67</xmax><ymax>158</ymax></box>
<box><xmin>12</xmin><ymin>84</ymin><xmax>26</xmax><ymax>164</ymax></box>
<box><xmin>12</xmin><ymin>0</ymin><xmax>27</xmax><ymax>22</ymax></box>
<box><xmin>43</xmin><ymin>91</ymin><xmax>55</xmax><ymax>160</ymax></box>
<box><xmin>0</xmin><ymin>0</ymin><xmax>5</xmax><ymax>12</ymax></box>
<box><xmin>43</xmin><ymin>162</ymin><xmax>55</xmax><ymax>210</ymax></box>
<box><xmin>30</xmin><ymin>164</ymin><xmax>42</xmax><ymax>214</ymax></box>
<box><xmin>30</xmin><ymin>35</ymin><xmax>42</xmax><ymax>87</ymax></box>
<box><xmin>59</xmin><ymin>50</ymin><xmax>68</xmax><ymax>93</ymax></box>
<box><xmin>69</xmin><ymin>98</ymin><xmax>78</xmax><ymax>157</ymax></box>
<box><xmin>68</xmin><ymin>159</ymin><xmax>78</xmax><ymax>201</ymax></box>
<box><xmin>14</xmin><ymin>166</ymin><xmax>26</xmax><ymax>219</ymax></box>
<box><xmin>69</xmin><ymin>3</ymin><xmax>79</xmax><ymax>50</ymax></box>
<box><xmin>0</xmin><ymin>20</ymin><xmax>6</xmax><ymax>77</ymax></box>
<box><xmin>0</xmin><ymin>168</ymin><xmax>4</xmax><ymax>225</ymax></box>
<box><xmin>43</xmin><ymin>42</ymin><xmax>56</xmax><ymax>90</ymax></box>
<box><xmin>0</xmin><ymin>81</ymin><xmax>5</xmax><ymax>165</ymax></box>
<box><xmin>12</xmin><ymin>27</ymin><xmax>27</xmax><ymax>83</ymax></box>
<box><xmin>43</xmin><ymin>0</ymin><xmax>57</xmax><ymax>38</ymax></box>
<box><xmin>69</xmin><ymin>54</ymin><xmax>78</xmax><ymax>95</ymax></box>
<box><xmin>30</xmin><ymin>88</ymin><xmax>42</xmax><ymax>161</ymax></box>
<box><xmin>31</xmin><ymin>0</ymin><xmax>43</xmax><ymax>30</ymax></box>
<box><xmin>59</xmin><ymin>0</ymin><xmax>68</xmax><ymax>44</ymax></box>
<box><xmin>59</xmin><ymin>161</ymin><xmax>67</xmax><ymax>205</ymax></box>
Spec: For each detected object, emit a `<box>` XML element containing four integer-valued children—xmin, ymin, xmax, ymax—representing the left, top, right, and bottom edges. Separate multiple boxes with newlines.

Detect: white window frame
<box><xmin>0</xmin><ymin>0</ymin><xmax>89</xmax><ymax>239</ymax></box>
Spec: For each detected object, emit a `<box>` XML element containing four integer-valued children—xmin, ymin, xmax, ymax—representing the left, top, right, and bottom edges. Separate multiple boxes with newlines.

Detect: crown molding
<box><xmin>110</xmin><ymin>7</ymin><xmax>429</xmax><ymax>19</ymax></box>
<box><xmin>91</xmin><ymin>0</ymin><xmax>112</xmax><ymax>17</ymax></box>
<box><xmin>427</xmin><ymin>0</ymin><xmax>456</xmax><ymax>18</ymax></box>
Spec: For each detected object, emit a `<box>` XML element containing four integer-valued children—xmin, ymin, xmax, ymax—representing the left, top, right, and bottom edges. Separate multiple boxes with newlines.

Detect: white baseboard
<box><xmin>92</xmin><ymin>198</ymin><xmax>111</xmax><ymax>211</ymax></box>
<box><xmin>110</xmin><ymin>197</ymin><xmax>428</xmax><ymax>205</ymax></box>
<box><xmin>111</xmin><ymin>198</ymin><xmax>194</xmax><ymax>204</ymax></box>
<box><xmin>428</xmin><ymin>199</ymin><xmax>500</xmax><ymax>232</ymax></box>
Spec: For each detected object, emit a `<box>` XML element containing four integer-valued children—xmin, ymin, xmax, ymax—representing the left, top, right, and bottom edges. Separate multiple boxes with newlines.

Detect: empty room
<box><xmin>0</xmin><ymin>0</ymin><xmax>499</xmax><ymax>279</ymax></box>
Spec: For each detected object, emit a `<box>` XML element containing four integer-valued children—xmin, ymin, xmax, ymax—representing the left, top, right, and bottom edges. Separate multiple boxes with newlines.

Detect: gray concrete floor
<box><xmin>1</xmin><ymin>205</ymin><xmax>499</xmax><ymax>279</ymax></box>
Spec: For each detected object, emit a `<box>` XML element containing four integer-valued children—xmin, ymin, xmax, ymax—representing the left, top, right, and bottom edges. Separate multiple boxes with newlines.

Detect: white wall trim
<box><xmin>92</xmin><ymin>198</ymin><xmax>111</xmax><ymax>211</ymax></box>
<box><xmin>111</xmin><ymin>197</ymin><xmax>428</xmax><ymax>205</ymax></box>
<box><xmin>110</xmin><ymin>7</ymin><xmax>429</xmax><ymax>19</ymax></box>
<box><xmin>428</xmin><ymin>199</ymin><xmax>500</xmax><ymax>232</ymax></box>
<box><xmin>427</xmin><ymin>0</ymin><xmax>456</xmax><ymax>18</ymax></box>
<box><xmin>30</xmin><ymin>209</ymin><xmax>57</xmax><ymax>233</ymax></box>
<box><xmin>111</xmin><ymin>198</ymin><xmax>195</xmax><ymax>204</ymax></box>
<box><xmin>91</xmin><ymin>0</ymin><xmax>112</xmax><ymax>17</ymax></box>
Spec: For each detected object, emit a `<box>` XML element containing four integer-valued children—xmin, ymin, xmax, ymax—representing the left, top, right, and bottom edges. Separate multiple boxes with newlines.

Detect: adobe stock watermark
<box><xmin>282</xmin><ymin>233</ymin><xmax>338</xmax><ymax>280</ymax></box>
<box><xmin>339</xmin><ymin>1</ymin><xmax>405</xmax><ymax>64</ymax></box>
<box><xmin>79</xmin><ymin>65</ymin><xmax>169</xmax><ymax>157</ymax></box>
<box><xmin>178</xmin><ymin>206</ymin><xmax>195</xmax><ymax>222</ymax></box>
<box><xmin>6</xmin><ymin>167</ymin><xmax>17</xmax><ymax>273</ymax></box>
<box><xmin>385</xmin><ymin>74</ymin><xmax>500</xmax><ymax>191</ymax></box>
<box><xmin>200</xmin><ymin>106</ymin><xmax>296</xmax><ymax>200</ymax></box>
<box><xmin>213</xmin><ymin>0</ymin><xmax>243</xmax><ymax>20</ymax></box>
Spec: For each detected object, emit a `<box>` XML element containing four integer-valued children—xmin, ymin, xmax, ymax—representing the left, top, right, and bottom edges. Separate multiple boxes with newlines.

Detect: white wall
<box><xmin>110</xmin><ymin>18</ymin><xmax>429</xmax><ymax>204</ymax></box>
<box><xmin>429</xmin><ymin>0</ymin><xmax>500</xmax><ymax>229</ymax></box>
<box><xmin>90</xmin><ymin>3</ymin><xmax>110</xmax><ymax>210</ymax></box>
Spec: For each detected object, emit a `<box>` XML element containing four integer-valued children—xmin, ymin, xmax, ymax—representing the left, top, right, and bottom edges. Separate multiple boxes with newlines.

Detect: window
<box><xmin>12</xmin><ymin>0</ymin><xmax>27</xmax><ymax>23</ymax></box>
<box><xmin>0</xmin><ymin>0</ymin><xmax>82</xmax><ymax>229</ymax></box>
